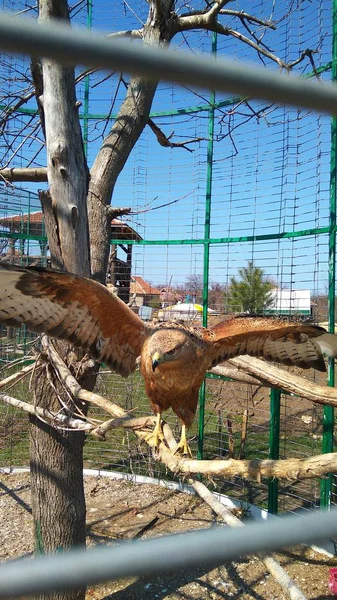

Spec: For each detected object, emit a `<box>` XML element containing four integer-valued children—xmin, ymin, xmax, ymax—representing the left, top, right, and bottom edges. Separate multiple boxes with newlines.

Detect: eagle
<box><xmin>1</xmin><ymin>262</ymin><xmax>336</xmax><ymax>455</ymax></box>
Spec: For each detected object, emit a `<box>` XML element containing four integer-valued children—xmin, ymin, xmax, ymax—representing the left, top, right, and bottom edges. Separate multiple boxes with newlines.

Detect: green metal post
<box><xmin>268</xmin><ymin>388</ymin><xmax>281</xmax><ymax>514</ymax></box>
<box><xmin>83</xmin><ymin>0</ymin><xmax>93</xmax><ymax>157</ymax></box>
<box><xmin>198</xmin><ymin>33</ymin><xmax>216</xmax><ymax>460</ymax></box>
<box><xmin>320</xmin><ymin>0</ymin><xmax>337</xmax><ymax>509</ymax></box>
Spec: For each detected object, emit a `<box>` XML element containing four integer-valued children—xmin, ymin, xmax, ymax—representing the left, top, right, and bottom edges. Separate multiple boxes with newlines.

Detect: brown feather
<box><xmin>1</xmin><ymin>264</ymin><xmax>337</xmax><ymax>439</ymax></box>
<box><xmin>0</xmin><ymin>263</ymin><xmax>150</xmax><ymax>376</ymax></box>
<box><xmin>208</xmin><ymin>316</ymin><xmax>336</xmax><ymax>372</ymax></box>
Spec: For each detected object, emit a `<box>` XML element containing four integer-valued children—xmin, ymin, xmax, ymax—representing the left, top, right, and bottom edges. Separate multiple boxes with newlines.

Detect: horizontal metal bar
<box><xmin>0</xmin><ymin>507</ymin><xmax>336</xmax><ymax>599</ymax></box>
<box><xmin>0</xmin><ymin>62</ymin><xmax>333</xmax><ymax>121</ymax></box>
<box><xmin>115</xmin><ymin>226</ymin><xmax>331</xmax><ymax>246</ymax></box>
<box><xmin>0</xmin><ymin>95</ymin><xmax>244</xmax><ymax>119</ymax></box>
<box><xmin>0</xmin><ymin>226</ymin><xmax>331</xmax><ymax>245</ymax></box>
<box><xmin>1</xmin><ymin>13</ymin><xmax>337</xmax><ymax>115</ymax></box>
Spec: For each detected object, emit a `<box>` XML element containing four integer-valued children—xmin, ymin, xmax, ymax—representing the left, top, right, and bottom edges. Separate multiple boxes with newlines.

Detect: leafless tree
<box><xmin>0</xmin><ymin>2</ymin><xmax>322</xmax><ymax>600</ymax></box>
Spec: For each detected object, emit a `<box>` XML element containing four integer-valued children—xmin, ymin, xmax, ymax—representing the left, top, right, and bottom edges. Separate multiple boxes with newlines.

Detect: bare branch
<box><xmin>160</xmin><ymin>448</ymin><xmax>337</xmax><ymax>481</ymax></box>
<box><xmin>0</xmin><ymin>167</ymin><xmax>48</xmax><ymax>182</ymax></box>
<box><xmin>0</xmin><ymin>363</ymin><xmax>35</xmax><ymax>389</ymax></box>
<box><xmin>41</xmin><ymin>335</ymin><xmax>126</xmax><ymax>418</ymax></box>
<box><xmin>286</xmin><ymin>48</ymin><xmax>319</xmax><ymax>72</ymax></box>
<box><xmin>0</xmin><ymin>392</ymin><xmax>94</xmax><ymax>432</ymax></box>
<box><xmin>226</xmin><ymin>356</ymin><xmax>337</xmax><ymax>407</ymax></box>
<box><xmin>147</xmin><ymin>118</ymin><xmax>204</xmax><ymax>152</ymax></box>
<box><xmin>219</xmin><ymin>26</ymin><xmax>285</xmax><ymax>68</ymax></box>
<box><xmin>106</xmin><ymin>206</ymin><xmax>132</xmax><ymax>219</ymax></box>
<box><xmin>178</xmin><ymin>0</ymin><xmax>232</xmax><ymax>22</ymax></box>
<box><xmin>192</xmin><ymin>480</ymin><xmax>307</xmax><ymax>600</ymax></box>
<box><xmin>0</xmin><ymin>88</ymin><xmax>35</xmax><ymax>130</ymax></box>
<box><xmin>175</xmin><ymin>13</ymin><xmax>285</xmax><ymax>67</ymax></box>
<box><xmin>219</xmin><ymin>9</ymin><xmax>276</xmax><ymax>30</ymax></box>
<box><xmin>174</xmin><ymin>4</ymin><xmax>318</xmax><ymax>71</ymax></box>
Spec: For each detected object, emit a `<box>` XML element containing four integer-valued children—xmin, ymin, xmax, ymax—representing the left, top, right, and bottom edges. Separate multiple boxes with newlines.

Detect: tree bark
<box><xmin>87</xmin><ymin>75</ymin><xmax>158</xmax><ymax>282</ymax></box>
<box><xmin>30</xmin><ymin>372</ymin><xmax>87</xmax><ymax>600</ymax></box>
<box><xmin>39</xmin><ymin>0</ymin><xmax>90</xmax><ymax>276</ymax></box>
<box><xmin>87</xmin><ymin>0</ymin><xmax>175</xmax><ymax>282</ymax></box>
<box><xmin>29</xmin><ymin>1</ymin><xmax>91</xmax><ymax>599</ymax></box>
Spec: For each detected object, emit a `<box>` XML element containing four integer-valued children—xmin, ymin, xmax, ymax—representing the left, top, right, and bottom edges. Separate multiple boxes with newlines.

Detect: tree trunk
<box><xmin>29</xmin><ymin>4</ymin><xmax>174</xmax><ymax>600</ymax></box>
<box><xmin>29</xmin><ymin>2</ymin><xmax>91</xmax><ymax>599</ymax></box>
<box><xmin>88</xmin><ymin>0</ymin><xmax>175</xmax><ymax>282</ymax></box>
<box><xmin>87</xmin><ymin>74</ymin><xmax>158</xmax><ymax>283</ymax></box>
<box><xmin>30</xmin><ymin>369</ymin><xmax>87</xmax><ymax>600</ymax></box>
<box><xmin>38</xmin><ymin>0</ymin><xmax>90</xmax><ymax>276</ymax></box>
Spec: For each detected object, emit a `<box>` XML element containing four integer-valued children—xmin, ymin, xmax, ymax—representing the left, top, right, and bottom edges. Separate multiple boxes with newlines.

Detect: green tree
<box><xmin>225</xmin><ymin>262</ymin><xmax>275</xmax><ymax>314</ymax></box>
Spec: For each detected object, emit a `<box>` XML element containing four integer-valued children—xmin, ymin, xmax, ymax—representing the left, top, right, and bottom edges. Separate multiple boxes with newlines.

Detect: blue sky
<box><xmin>0</xmin><ymin>0</ymin><xmax>334</xmax><ymax>295</ymax></box>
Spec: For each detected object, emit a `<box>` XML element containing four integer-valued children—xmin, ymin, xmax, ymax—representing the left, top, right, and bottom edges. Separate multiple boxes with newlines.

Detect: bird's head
<box><xmin>148</xmin><ymin>329</ymin><xmax>190</xmax><ymax>372</ymax></box>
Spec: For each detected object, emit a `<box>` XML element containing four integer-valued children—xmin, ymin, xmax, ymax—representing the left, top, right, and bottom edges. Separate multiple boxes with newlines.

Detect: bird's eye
<box><xmin>166</xmin><ymin>349</ymin><xmax>176</xmax><ymax>356</ymax></box>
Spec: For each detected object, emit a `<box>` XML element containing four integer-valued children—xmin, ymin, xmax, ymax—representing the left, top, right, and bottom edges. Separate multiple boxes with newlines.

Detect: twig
<box><xmin>226</xmin><ymin>416</ymin><xmax>234</xmax><ymax>458</ymax></box>
<box><xmin>147</xmin><ymin>118</ymin><xmax>204</xmax><ymax>152</ymax></box>
<box><xmin>0</xmin><ymin>363</ymin><xmax>35</xmax><ymax>389</ymax></box>
<box><xmin>132</xmin><ymin>516</ymin><xmax>159</xmax><ymax>540</ymax></box>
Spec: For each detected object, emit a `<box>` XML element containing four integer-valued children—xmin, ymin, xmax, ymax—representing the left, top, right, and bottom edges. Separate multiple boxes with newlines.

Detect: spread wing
<box><xmin>0</xmin><ymin>263</ymin><xmax>151</xmax><ymax>376</ymax></box>
<box><xmin>208</xmin><ymin>317</ymin><xmax>337</xmax><ymax>372</ymax></box>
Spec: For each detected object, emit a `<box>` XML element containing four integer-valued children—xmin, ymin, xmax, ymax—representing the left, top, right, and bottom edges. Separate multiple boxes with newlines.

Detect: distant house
<box><xmin>265</xmin><ymin>289</ymin><xmax>312</xmax><ymax>318</ymax></box>
<box><xmin>129</xmin><ymin>276</ymin><xmax>161</xmax><ymax>308</ymax></box>
<box><xmin>0</xmin><ymin>211</ymin><xmax>143</xmax><ymax>304</ymax></box>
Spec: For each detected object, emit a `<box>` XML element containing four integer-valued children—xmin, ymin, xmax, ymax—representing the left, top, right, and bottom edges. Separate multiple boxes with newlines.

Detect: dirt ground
<box><xmin>0</xmin><ymin>472</ymin><xmax>336</xmax><ymax>600</ymax></box>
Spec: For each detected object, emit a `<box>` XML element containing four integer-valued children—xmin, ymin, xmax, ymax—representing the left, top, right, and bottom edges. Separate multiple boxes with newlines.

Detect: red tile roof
<box><xmin>130</xmin><ymin>276</ymin><xmax>161</xmax><ymax>296</ymax></box>
<box><xmin>0</xmin><ymin>211</ymin><xmax>42</xmax><ymax>224</ymax></box>
<box><xmin>0</xmin><ymin>212</ymin><xmax>142</xmax><ymax>240</ymax></box>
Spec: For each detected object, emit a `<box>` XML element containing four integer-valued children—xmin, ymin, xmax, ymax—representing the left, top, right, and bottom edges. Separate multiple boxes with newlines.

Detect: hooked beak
<box><xmin>152</xmin><ymin>351</ymin><xmax>162</xmax><ymax>372</ymax></box>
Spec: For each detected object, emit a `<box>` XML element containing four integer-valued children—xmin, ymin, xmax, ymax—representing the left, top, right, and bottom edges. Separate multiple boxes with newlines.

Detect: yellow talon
<box><xmin>145</xmin><ymin>413</ymin><xmax>164</xmax><ymax>449</ymax></box>
<box><xmin>174</xmin><ymin>424</ymin><xmax>192</xmax><ymax>457</ymax></box>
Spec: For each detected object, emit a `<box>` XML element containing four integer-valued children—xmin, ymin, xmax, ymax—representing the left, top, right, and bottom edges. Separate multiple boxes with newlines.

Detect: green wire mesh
<box><xmin>0</xmin><ymin>0</ymin><xmax>335</xmax><ymax>515</ymax></box>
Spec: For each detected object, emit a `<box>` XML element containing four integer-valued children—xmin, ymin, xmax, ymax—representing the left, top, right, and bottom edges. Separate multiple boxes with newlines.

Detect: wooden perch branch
<box><xmin>2</xmin><ymin>340</ymin><xmax>336</xmax><ymax>482</ymax></box>
<box><xmin>210</xmin><ymin>364</ymin><xmax>262</xmax><ymax>385</ymax></box>
<box><xmin>106</xmin><ymin>206</ymin><xmax>132</xmax><ymax>219</ymax></box>
<box><xmin>227</xmin><ymin>356</ymin><xmax>337</xmax><ymax>407</ymax></box>
<box><xmin>0</xmin><ymin>167</ymin><xmax>48</xmax><ymax>182</ymax></box>
<box><xmin>192</xmin><ymin>480</ymin><xmax>307</xmax><ymax>600</ymax></box>
<box><xmin>0</xmin><ymin>392</ymin><xmax>94</xmax><ymax>432</ymax></box>
<box><xmin>41</xmin><ymin>337</ymin><xmax>337</xmax><ymax>482</ymax></box>
<box><xmin>0</xmin><ymin>363</ymin><xmax>35</xmax><ymax>390</ymax></box>
<box><xmin>91</xmin><ymin>415</ymin><xmax>155</xmax><ymax>439</ymax></box>
<box><xmin>158</xmin><ymin>449</ymin><xmax>337</xmax><ymax>481</ymax></box>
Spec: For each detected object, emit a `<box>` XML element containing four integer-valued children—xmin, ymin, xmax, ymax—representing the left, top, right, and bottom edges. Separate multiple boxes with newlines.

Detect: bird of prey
<box><xmin>1</xmin><ymin>262</ymin><xmax>337</xmax><ymax>456</ymax></box>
